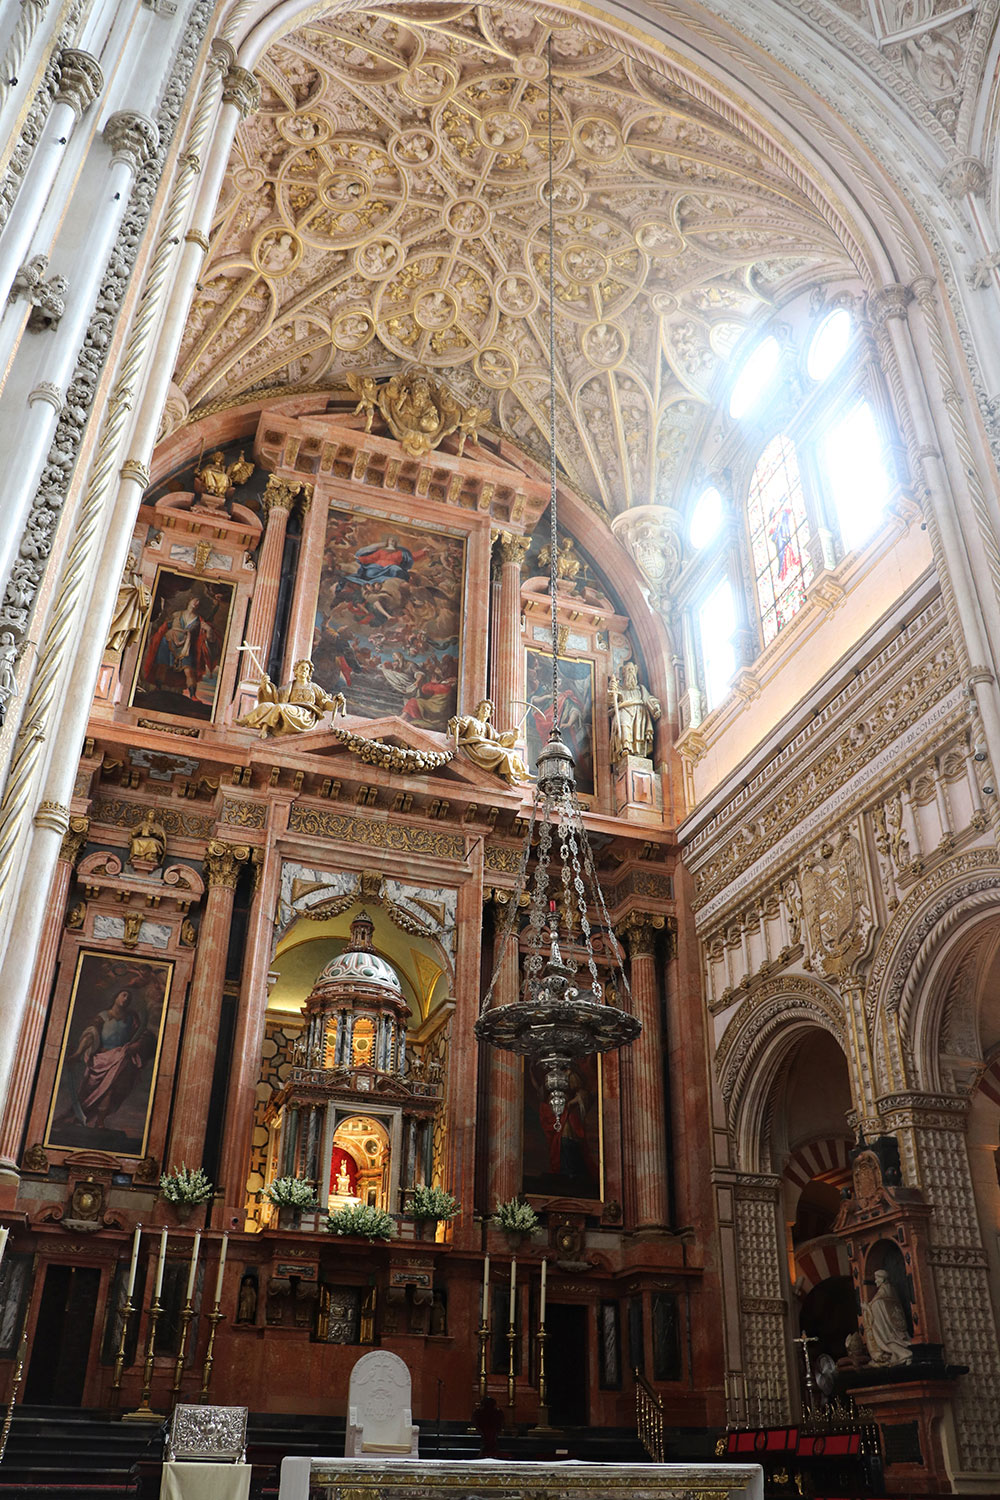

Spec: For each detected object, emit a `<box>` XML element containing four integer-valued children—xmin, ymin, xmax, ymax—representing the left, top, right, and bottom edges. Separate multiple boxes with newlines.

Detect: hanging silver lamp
<box><xmin>474</xmin><ymin>38</ymin><xmax>641</xmax><ymax>1124</ymax></box>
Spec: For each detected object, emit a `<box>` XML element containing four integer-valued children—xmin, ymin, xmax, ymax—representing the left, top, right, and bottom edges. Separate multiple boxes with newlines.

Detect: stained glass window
<box><xmin>823</xmin><ymin>400</ymin><xmax>890</xmax><ymax>549</ymax></box>
<box><xmin>747</xmin><ymin>434</ymin><xmax>813</xmax><ymax>644</ymax></box>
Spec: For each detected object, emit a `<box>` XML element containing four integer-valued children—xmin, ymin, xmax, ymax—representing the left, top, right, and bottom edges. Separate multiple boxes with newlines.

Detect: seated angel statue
<box><xmin>239</xmin><ymin>659</ymin><xmax>345</xmax><ymax>738</ymax></box>
<box><xmin>449</xmin><ymin>699</ymin><xmax>531</xmax><ymax>785</ymax></box>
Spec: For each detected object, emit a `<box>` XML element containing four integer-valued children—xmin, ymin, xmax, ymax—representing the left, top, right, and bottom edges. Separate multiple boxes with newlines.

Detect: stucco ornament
<box><xmin>377</xmin><ymin>369</ymin><xmax>486</xmax><ymax>459</ymax></box>
<box><xmin>799</xmin><ymin>832</ymin><xmax>872</xmax><ymax>979</ymax></box>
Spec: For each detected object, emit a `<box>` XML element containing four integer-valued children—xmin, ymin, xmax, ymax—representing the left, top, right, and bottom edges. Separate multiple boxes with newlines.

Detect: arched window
<box><xmin>823</xmin><ymin>399</ymin><xmax>891</xmax><ymax>549</ymax></box>
<box><xmin>747</xmin><ymin>434</ymin><xmax>813</xmax><ymax>645</ymax></box>
<box><xmin>689</xmin><ymin>484</ymin><xmax>723</xmax><ymax>550</ymax></box>
<box><xmin>698</xmin><ymin>576</ymin><xmax>738</xmax><ymax>710</ymax></box>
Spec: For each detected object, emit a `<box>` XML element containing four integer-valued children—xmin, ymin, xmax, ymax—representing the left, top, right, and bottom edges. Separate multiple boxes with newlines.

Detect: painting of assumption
<box><xmin>522</xmin><ymin>1053</ymin><xmax>602</xmax><ymax>1199</ymax></box>
<box><xmin>524</xmin><ymin>650</ymin><xmax>595</xmax><ymax>794</ymax></box>
<box><xmin>313</xmin><ymin>508</ymin><xmax>465</xmax><ymax>728</ymax></box>
<box><xmin>45</xmin><ymin>953</ymin><xmax>172</xmax><ymax>1158</ymax></box>
<box><xmin>131</xmin><ymin>570</ymin><xmax>234</xmax><ymax>721</ymax></box>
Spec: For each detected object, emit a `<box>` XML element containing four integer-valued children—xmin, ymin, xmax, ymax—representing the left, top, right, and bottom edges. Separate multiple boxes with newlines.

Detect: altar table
<box><xmin>277</xmin><ymin>1456</ymin><xmax>763</xmax><ymax>1500</ymax></box>
<box><xmin>159</xmin><ymin>1460</ymin><xmax>252</xmax><ymax>1500</ymax></box>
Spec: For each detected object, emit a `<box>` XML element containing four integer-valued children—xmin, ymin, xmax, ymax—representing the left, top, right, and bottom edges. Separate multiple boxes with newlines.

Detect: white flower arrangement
<box><xmin>492</xmin><ymin>1197</ymin><xmax>540</xmax><ymax>1234</ymax></box>
<box><xmin>325</xmin><ymin>1203</ymin><xmax>396</xmax><ymax>1241</ymax></box>
<box><xmin>409</xmin><ymin>1184</ymin><xmax>459</xmax><ymax>1222</ymax></box>
<box><xmin>159</xmin><ymin>1164</ymin><xmax>213</xmax><ymax>1205</ymax></box>
<box><xmin>264</xmin><ymin>1176</ymin><xmax>318</xmax><ymax>1210</ymax></box>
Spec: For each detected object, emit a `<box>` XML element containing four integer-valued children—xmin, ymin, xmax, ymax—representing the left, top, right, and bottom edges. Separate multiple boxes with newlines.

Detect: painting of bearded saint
<box><xmin>45</xmin><ymin>954</ymin><xmax>172</xmax><ymax>1157</ymax></box>
<box><xmin>313</xmin><ymin>509</ymin><xmax>465</xmax><ymax>728</ymax></box>
<box><xmin>524</xmin><ymin>649</ymin><xmax>596</xmax><ymax>794</ymax></box>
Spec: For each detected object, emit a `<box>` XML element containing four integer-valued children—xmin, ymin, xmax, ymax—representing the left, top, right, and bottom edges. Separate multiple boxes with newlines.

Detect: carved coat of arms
<box><xmin>799</xmin><ymin>832</ymin><xmax>872</xmax><ymax>979</ymax></box>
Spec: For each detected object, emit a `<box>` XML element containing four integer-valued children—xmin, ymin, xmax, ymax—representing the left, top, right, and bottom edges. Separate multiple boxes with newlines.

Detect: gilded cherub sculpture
<box><xmin>448</xmin><ymin>699</ymin><xmax>531</xmax><ymax>785</ymax></box>
<box><xmin>239</xmin><ymin>659</ymin><xmax>346</xmax><ymax>738</ymax></box>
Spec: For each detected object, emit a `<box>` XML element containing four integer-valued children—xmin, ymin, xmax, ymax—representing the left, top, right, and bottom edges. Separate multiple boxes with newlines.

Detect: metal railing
<box><xmin>634</xmin><ymin>1368</ymin><xmax>665</xmax><ymax>1462</ymax></box>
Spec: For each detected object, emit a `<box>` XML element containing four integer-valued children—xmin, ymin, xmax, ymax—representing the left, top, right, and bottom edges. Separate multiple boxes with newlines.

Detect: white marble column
<box><xmin>0</xmin><ymin>49</ymin><xmax>104</xmax><ymax>313</ymax></box>
<box><xmin>0</xmin><ymin>110</ymin><xmax>157</xmax><ymax>594</ymax></box>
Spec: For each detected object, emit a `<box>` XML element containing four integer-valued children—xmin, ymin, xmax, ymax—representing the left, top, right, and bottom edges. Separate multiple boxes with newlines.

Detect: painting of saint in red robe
<box><xmin>46</xmin><ymin>954</ymin><xmax>172</xmax><ymax>1157</ymax></box>
<box><xmin>314</xmin><ymin>508</ymin><xmax>465</xmax><ymax>724</ymax></box>
<box><xmin>131</xmin><ymin>570</ymin><xmax>234</xmax><ymax>721</ymax></box>
<box><xmin>523</xmin><ymin>1054</ymin><xmax>602</xmax><ymax>1199</ymax></box>
<box><xmin>524</xmin><ymin>649</ymin><xmax>595</xmax><ymax>794</ymax></box>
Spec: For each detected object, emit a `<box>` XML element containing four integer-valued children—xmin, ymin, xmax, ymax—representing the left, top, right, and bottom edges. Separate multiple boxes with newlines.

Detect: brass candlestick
<box><xmin>0</xmin><ymin>1318</ymin><xmax>30</xmax><ymax>1463</ymax></box>
<box><xmin>477</xmin><ymin>1318</ymin><xmax>489</xmax><ymax>1403</ymax></box>
<box><xmin>533</xmin><ymin>1327</ymin><xmax>553</xmax><ymax>1430</ymax></box>
<box><xmin>199</xmin><ymin>1304</ymin><xmax>224</xmax><ymax>1402</ymax></box>
<box><xmin>122</xmin><ymin>1298</ymin><xmax>164</xmax><ymax>1422</ymax></box>
<box><xmin>506</xmin><ymin>1322</ymin><xmax>517</xmax><ymax>1410</ymax></box>
<box><xmin>111</xmin><ymin>1295</ymin><xmax>136</xmax><ymax>1396</ymax></box>
<box><xmin>171</xmin><ymin>1301</ymin><xmax>195</xmax><ymax>1397</ymax></box>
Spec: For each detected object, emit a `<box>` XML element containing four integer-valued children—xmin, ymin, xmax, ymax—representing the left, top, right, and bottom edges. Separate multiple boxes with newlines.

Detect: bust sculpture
<box><xmin>239</xmin><ymin>659</ymin><xmax>346</xmax><ymax>738</ymax></box>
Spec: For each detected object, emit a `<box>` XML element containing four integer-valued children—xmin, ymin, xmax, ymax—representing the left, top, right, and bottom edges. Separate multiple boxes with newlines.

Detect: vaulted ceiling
<box><xmin>175</xmin><ymin>4</ymin><xmax>854</xmax><ymax>514</ymax></box>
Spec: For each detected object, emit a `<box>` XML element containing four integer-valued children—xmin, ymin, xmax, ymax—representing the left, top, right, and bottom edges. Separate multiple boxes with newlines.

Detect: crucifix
<box><xmin>792</xmin><ymin>1331</ymin><xmax>819</xmax><ymax>1413</ymax></box>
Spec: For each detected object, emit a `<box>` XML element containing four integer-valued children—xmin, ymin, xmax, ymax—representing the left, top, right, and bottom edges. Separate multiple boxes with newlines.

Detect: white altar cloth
<box><xmin>160</xmin><ymin>1460</ymin><xmax>252</xmax><ymax>1500</ymax></box>
<box><xmin>277</xmin><ymin>1456</ymin><xmax>763</xmax><ymax>1500</ymax></box>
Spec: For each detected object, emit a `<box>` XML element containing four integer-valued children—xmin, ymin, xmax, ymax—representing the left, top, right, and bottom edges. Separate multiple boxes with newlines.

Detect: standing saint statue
<box><xmin>608</xmin><ymin>661</ymin><xmax>661</xmax><ymax>762</ymax></box>
<box><xmin>448</xmin><ymin>699</ymin><xmax>532</xmax><ymax>785</ymax></box>
<box><xmin>861</xmin><ymin>1270</ymin><xmax>913</xmax><ymax>1365</ymax></box>
<box><xmin>106</xmin><ymin>562</ymin><xmax>151</xmax><ymax>655</ymax></box>
<box><xmin>238</xmin><ymin>659</ymin><xmax>345</xmax><ymax>737</ymax></box>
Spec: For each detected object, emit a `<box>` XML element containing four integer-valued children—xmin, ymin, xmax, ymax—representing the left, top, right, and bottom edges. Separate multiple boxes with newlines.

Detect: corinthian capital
<box><xmin>939</xmin><ymin>156</ymin><xmax>987</xmax><ymax>200</ymax></box>
<box><xmin>493</xmin><ymin>530</ymin><xmax>531</xmax><ymax>568</ymax></box>
<box><xmin>204</xmin><ymin>838</ymin><xmax>252</xmax><ymax>888</ymax></box>
<box><xmin>868</xmin><ymin>283</ymin><xmax>912</xmax><ymax>327</ymax></box>
<box><xmin>59</xmin><ymin>814</ymin><xmax>90</xmax><ymax>867</ymax></box>
<box><xmin>261</xmin><ymin>475</ymin><xmax>304</xmax><ymax>515</ymax></box>
<box><xmin>55</xmin><ymin>49</ymin><xmax>103</xmax><ymax>118</ymax></box>
<box><xmin>615</xmin><ymin>910</ymin><xmax>665</xmax><ymax>960</ymax></box>
<box><xmin>222</xmin><ymin>65</ymin><xmax>261</xmax><ymax>119</ymax></box>
<box><xmin>104</xmin><ymin>110</ymin><xmax>159</xmax><ymax>172</ymax></box>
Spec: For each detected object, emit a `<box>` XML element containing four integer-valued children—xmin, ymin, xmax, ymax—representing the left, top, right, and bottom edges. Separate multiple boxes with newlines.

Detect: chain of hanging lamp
<box><xmin>474</xmin><ymin>36</ymin><xmax>641</xmax><ymax>1126</ymax></box>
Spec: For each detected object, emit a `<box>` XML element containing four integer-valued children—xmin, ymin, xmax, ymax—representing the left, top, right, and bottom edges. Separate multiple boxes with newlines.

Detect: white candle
<box><xmin>213</xmin><ymin>1232</ymin><xmax>228</xmax><ymax>1305</ymax></box>
<box><xmin>125</xmin><ymin>1222</ymin><xmax>142</xmax><ymax>1300</ymax></box>
<box><xmin>185</xmin><ymin>1230</ymin><xmax>201</xmax><ymax>1303</ymax></box>
<box><xmin>481</xmin><ymin>1254</ymin><xmax>490</xmax><ymax>1323</ymax></box>
<box><xmin>508</xmin><ymin>1257</ymin><xmax>516</xmax><ymax>1326</ymax></box>
<box><xmin>0</xmin><ymin>1227</ymin><xmax>9</xmax><ymax>1272</ymax></box>
<box><xmin>539</xmin><ymin>1257</ymin><xmax>546</xmax><ymax>1324</ymax></box>
<box><xmin>152</xmin><ymin>1227</ymin><xmax>168</xmax><ymax>1301</ymax></box>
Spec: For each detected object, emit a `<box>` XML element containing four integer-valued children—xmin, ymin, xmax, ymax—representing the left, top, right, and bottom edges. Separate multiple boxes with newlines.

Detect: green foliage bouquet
<box><xmin>159</xmin><ymin>1164</ymin><xmax>213</xmax><ymax>1204</ymax></box>
<box><xmin>265</xmin><ymin>1176</ymin><xmax>318</xmax><ymax>1210</ymax></box>
<box><xmin>409</xmin><ymin>1184</ymin><xmax>459</xmax><ymax>1222</ymax></box>
<box><xmin>325</xmin><ymin>1203</ymin><xmax>396</xmax><ymax>1241</ymax></box>
<box><xmin>492</xmin><ymin>1197</ymin><xmax>539</xmax><ymax>1234</ymax></box>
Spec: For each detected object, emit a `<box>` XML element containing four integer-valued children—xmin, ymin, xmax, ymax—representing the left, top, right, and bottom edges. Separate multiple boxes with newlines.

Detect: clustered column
<box><xmin>618</xmin><ymin>912</ymin><xmax>669</xmax><ymax>1229</ymax></box>
<box><xmin>169</xmin><ymin>839</ymin><xmax>251</xmax><ymax>1170</ymax></box>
